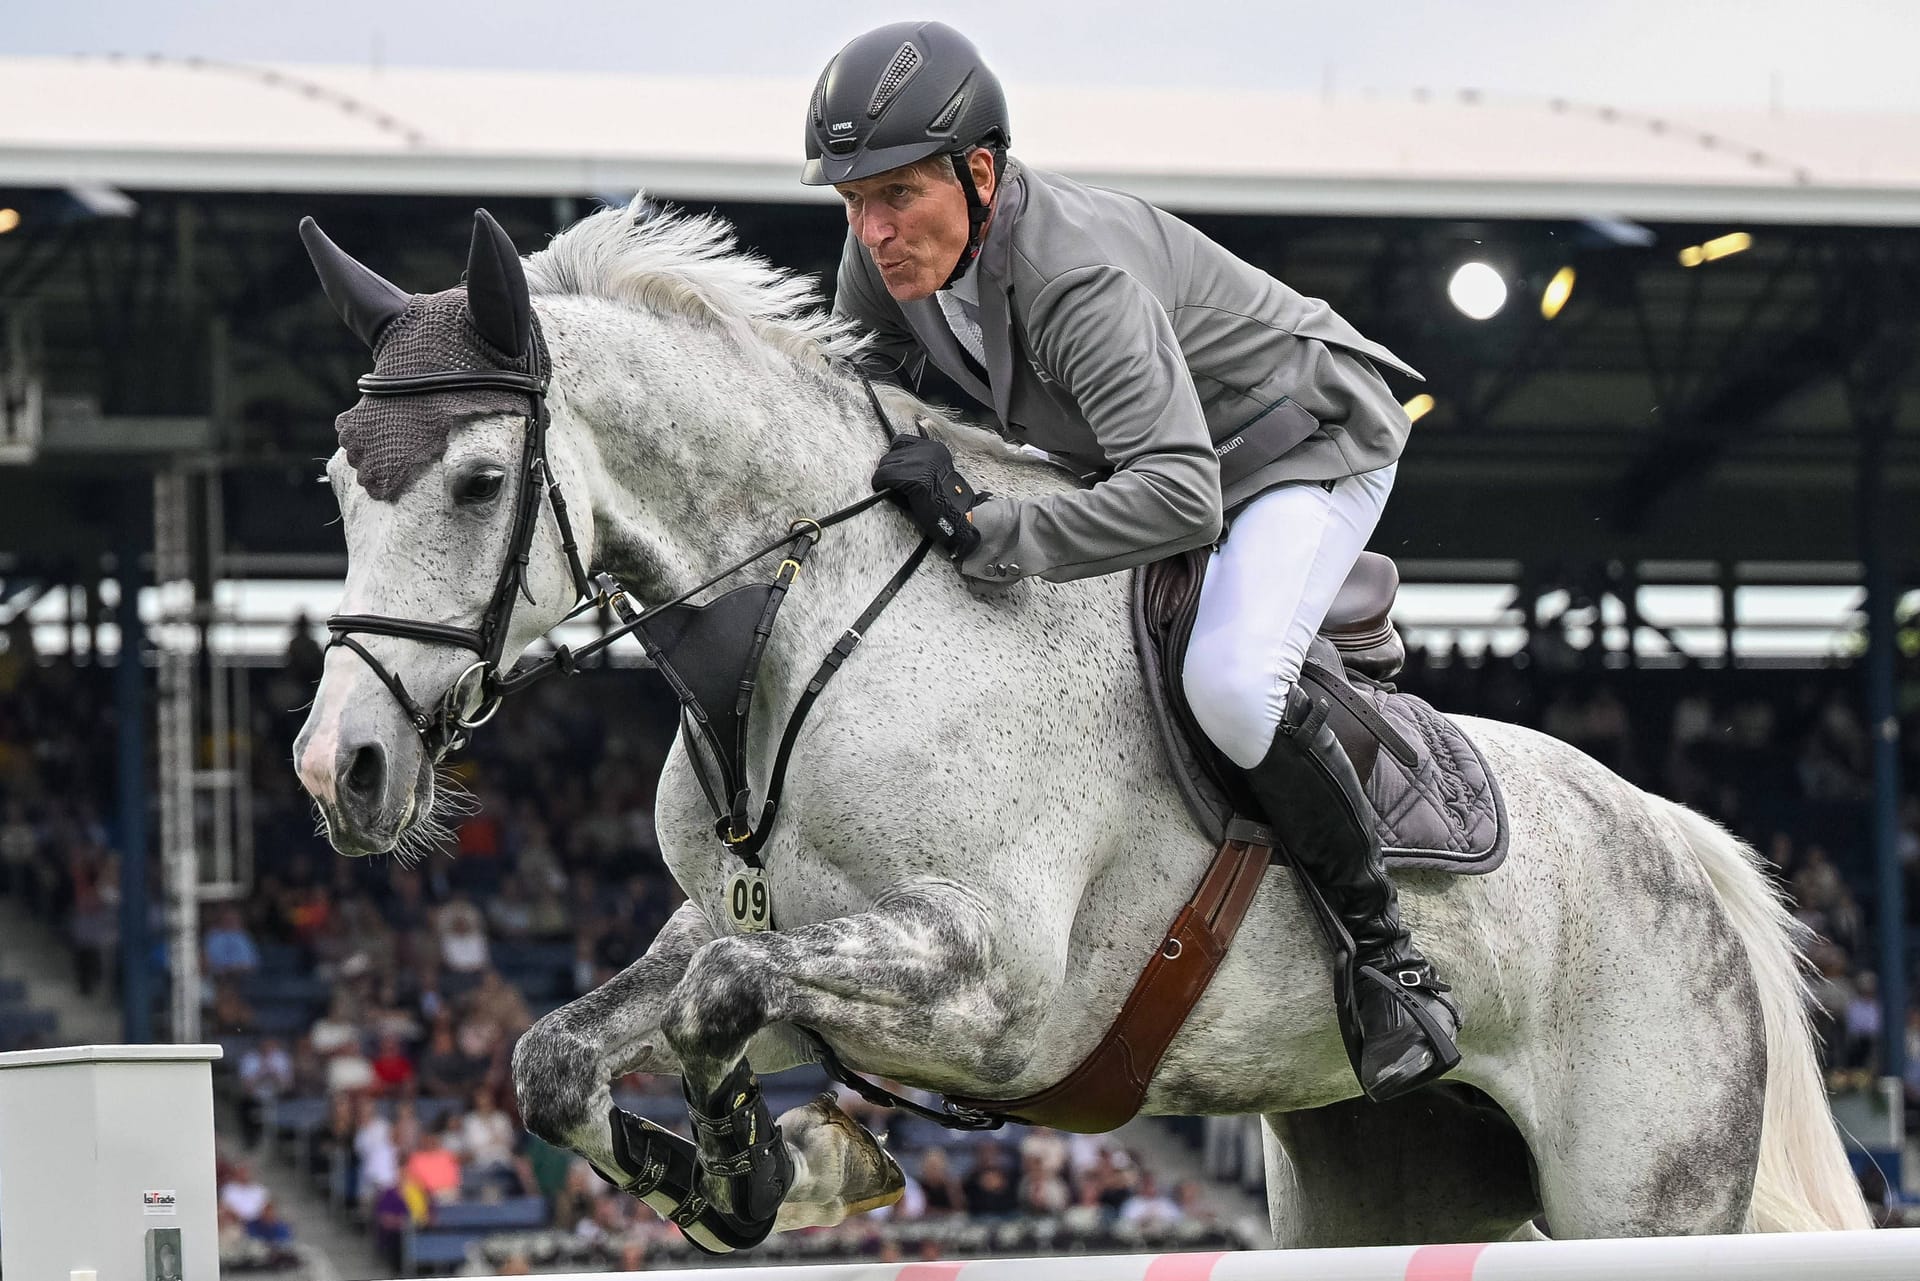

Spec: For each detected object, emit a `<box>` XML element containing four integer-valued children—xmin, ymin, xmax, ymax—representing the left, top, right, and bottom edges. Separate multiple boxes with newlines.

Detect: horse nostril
<box><xmin>343</xmin><ymin>743</ymin><xmax>385</xmax><ymax>802</ymax></box>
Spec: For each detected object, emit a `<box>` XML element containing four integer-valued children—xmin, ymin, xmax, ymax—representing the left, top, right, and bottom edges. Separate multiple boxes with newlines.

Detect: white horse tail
<box><xmin>1656</xmin><ymin>798</ymin><xmax>1872</xmax><ymax>1231</ymax></box>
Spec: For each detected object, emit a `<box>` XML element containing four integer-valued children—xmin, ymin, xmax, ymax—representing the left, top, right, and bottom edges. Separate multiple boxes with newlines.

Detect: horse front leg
<box><xmin>512</xmin><ymin>899</ymin><xmax>902</xmax><ymax>1252</ymax></box>
<box><xmin>513</xmin><ymin>900</ymin><xmax>716</xmax><ymax>1174</ymax></box>
<box><xmin>661</xmin><ymin>881</ymin><xmax>1028</xmax><ymax>1233</ymax></box>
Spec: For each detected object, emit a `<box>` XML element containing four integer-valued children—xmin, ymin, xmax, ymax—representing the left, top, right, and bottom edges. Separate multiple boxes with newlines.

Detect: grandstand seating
<box><xmin>403</xmin><ymin>1196</ymin><xmax>549</xmax><ymax>1274</ymax></box>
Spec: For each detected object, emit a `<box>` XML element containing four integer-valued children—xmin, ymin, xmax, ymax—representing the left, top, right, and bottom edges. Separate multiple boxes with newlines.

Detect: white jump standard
<box><xmin>0</xmin><ymin>1044</ymin><xmax>223</xmax><ymax>1281</ymax></box>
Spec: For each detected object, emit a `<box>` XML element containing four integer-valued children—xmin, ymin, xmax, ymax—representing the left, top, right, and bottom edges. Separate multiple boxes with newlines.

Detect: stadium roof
<box><xmin>4</xmin><ymin>53</ymin><xmax>1920</xmax><ymax>223</ymax></box>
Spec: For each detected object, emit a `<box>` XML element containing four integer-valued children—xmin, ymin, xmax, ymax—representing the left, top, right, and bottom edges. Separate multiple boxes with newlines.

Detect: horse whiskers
<box><xmin>391</xmin><ymin>808</ymin><xmax>449</xmax><ymax>867</ymax></box>
<box><xmin>298</xmin><ymin>774</ymin><xmax>476</xmax><ymax>866</ymax></box>
<box><xmin>386</xmin><ymin>767</ymin><xmax>480</xmax><ymax>867</ymax></box>
<box><xmin>389</xmin><ymin>829</ymin><xmax>434</xmax><ymax>868</ymax></box>
<box><xmin>431</xmin><ymin>768</ymin><xmax>482</xmax><ymax>817</ymax></box>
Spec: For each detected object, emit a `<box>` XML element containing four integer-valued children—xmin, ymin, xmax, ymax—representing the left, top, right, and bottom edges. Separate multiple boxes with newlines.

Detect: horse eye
<box><xmin>459</xmin><ymin>470</ymin><xmax>506</xmax><ymax>503</ymax></box>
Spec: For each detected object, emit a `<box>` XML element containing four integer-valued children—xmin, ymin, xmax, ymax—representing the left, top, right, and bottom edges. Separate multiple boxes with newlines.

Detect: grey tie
<box><xmin>936</xmin><ymin>290</ymin><xmax>987</xmax><ymax>367</ymax></box>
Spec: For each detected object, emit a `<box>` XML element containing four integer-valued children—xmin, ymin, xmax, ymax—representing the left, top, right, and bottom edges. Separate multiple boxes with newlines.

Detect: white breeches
<box><xmin>1181</xmin><ymin>463</ymin><xmax>1397</xmax><ymax>769</ymax></box>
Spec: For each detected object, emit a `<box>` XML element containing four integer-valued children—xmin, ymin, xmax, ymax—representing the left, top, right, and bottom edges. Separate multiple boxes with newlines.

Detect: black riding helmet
<box><xmin>802</xmin><ymin>21</ymin><xmax>1010</xmax><ymax>285</ymax></box>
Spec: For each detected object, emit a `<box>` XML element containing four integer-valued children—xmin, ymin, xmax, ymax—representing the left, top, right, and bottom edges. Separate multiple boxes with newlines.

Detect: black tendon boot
<box><xmin>1246</xmin><ymin>684</ymin><xmax>1462</xmax><ymax>1101</ymax></box>
<box><xmin>599</xmin><ymin>1105</ymin><xmax>780</xmax><ymax>1254</ymax></box>
<box><xmin>683</xmin><ymin>1062</ymin><xmax>794</xmax><ymax>1235</ymax></box>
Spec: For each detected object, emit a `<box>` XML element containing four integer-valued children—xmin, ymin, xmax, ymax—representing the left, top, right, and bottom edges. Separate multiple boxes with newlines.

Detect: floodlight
<box><xmin>1540</xmin><ymin>266</ymin><xmax>1576</xmax><ymax>320</ymax></box>
<box><xmin>1448</xmin><ymin>262</ymin><xmax>1507</xmax><ymax>320</ymax></box>
<box><xmin>1678</xmin><ymin>231</ymin><xmax>1752</xmax><ymax>268</ymax></box>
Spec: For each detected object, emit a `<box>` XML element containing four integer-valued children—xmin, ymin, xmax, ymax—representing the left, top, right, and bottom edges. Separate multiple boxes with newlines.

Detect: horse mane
<box><xmin>524</xmin><ymin>196</ymin><xmax>865</xmax><ymax>370</ymax></box>
<box><xmin>524</xmin><ymin>196</ymin><xmax>1054</xmax><ymax>476</ymax></box>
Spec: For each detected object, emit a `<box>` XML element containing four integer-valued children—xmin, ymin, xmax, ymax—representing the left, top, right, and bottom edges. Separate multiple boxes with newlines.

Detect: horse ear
<box><xmin>464</xmin><ymin>208</ymin><xmax>533</xmax><ymax>358</ymax></box>
<box><xmin>299</xmin><ymin>217</ymin><xmax>410</xmax><ymax>349</ymax></box>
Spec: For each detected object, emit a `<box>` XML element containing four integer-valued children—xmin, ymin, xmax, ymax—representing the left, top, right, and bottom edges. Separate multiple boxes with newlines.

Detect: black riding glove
<box><xmin>869</xmin><ymin>435</ymin><xmax>982</xmax><ymax>561</ymax></box>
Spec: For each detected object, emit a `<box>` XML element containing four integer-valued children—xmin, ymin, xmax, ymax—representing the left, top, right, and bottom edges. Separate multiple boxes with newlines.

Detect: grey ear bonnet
<box><xmin>301</xmin><ymin>211</ymin><xmax>549</xmax><ymax>501</ymax></box>
<box><xmin>334</xmin><ymin>289</ymin><xmax>549</xmax><ymax>501</ymax></box>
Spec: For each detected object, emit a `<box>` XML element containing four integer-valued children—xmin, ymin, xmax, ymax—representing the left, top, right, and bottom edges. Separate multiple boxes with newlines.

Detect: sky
<box><xmin>5</xmin><ymin>0</ymin><xmax>1920</xmax><ymax>114</ymax></box>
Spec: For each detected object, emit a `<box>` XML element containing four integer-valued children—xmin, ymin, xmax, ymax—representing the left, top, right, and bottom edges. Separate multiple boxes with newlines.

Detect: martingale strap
<box><xmin>550</xmin><ymin>372</ymin><xmax>917</xmax><ymax>865</ymax></box>
<box><xmin>600</xmin><ymin>533</ymin><xmax>934</xmax><ymax>869</ymax></box>
<box><xmin>728</xmin><ymin>538</ymin><xmax>932</xmax><ymax>862</ymax></box>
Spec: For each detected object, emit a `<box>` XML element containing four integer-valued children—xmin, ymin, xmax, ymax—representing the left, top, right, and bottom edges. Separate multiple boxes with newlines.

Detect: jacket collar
<box><xmin>972</xmin><ymin>159</ymin><xmax>1025</xmax><ymax>422</ymax></box>
<box><xmin>976</xmin><ymin>157</ymin><xmax>1025</xmax><ymax>288</ymax></box>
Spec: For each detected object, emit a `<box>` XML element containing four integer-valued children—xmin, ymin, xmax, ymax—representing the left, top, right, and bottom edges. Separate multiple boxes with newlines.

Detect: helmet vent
<box><xmin>810</xmin><ymin>70</ymin><xmax>828</xmax><ymax>126</ymax></box>
<box><xmin>928</xmin><ymin>87</ymin><xmax>966</xmax><ymax>134</ymax></box>
<box><xmin>867</xmin><ymin>42</ymin><xmax>922</xmax><ymax>118</ymax></box>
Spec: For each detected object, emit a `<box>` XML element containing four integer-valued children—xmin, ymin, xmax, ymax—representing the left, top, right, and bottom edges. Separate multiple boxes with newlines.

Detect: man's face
<box><xmin>836</xmin><ymin>151</ymin><xmax>993</xmax><ymax>302</ymax></box>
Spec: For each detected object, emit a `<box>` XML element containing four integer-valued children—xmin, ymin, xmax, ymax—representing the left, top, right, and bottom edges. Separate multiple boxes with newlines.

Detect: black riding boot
<box><xmin>1244</xmin><ymin>684</ymin><xmax>1461</xmax><ymax>1102</ymax></box>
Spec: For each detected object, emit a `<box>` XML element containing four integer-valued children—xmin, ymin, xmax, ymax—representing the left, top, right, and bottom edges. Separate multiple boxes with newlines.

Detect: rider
<box><xmin>805</xmin><ymin>21</ymin><xmax>1457</xmax><ymax>1102</ymax></box>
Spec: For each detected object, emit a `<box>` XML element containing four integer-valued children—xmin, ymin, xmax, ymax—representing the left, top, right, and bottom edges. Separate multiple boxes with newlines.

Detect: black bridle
<box><xmin>325</xmin><ymin>367</ymin><xmax>594</xmax><ymax>758</ymax></box>
<box><xmin>325</xmin><ymin>363</ymin><xmax>919</xmax><ymax>836</ymax></box>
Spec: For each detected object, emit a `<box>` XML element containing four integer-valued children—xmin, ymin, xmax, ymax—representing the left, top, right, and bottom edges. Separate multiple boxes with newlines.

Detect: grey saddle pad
<box><xmin>1137</xmin><ymin>619</ymin><xmax>1509</xmax><ymax>874</ymax></box>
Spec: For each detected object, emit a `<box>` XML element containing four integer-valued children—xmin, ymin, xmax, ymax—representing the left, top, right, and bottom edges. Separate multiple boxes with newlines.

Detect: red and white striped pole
<box><xmin>493</xmin><ymin>1230</ymin><xmax>1920</xmax><ymax>1281</ymax></box>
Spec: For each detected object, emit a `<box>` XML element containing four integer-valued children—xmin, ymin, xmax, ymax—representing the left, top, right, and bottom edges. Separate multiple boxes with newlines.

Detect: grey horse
<box><xmin>292</xmin><ymin>202</ymin><xmax>1869</xmax><ymax>1247</ymax></box>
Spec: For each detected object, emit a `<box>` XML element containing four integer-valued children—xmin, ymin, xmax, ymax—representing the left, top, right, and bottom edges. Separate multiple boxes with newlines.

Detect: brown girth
<box><xmin>945</xmin><ymin>830</ymin><xmax>1269</xmax><ymax>1133</ymax></box>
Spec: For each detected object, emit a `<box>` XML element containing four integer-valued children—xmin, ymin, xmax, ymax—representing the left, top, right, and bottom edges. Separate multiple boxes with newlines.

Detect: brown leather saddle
<box><xmin>947</xmin><ymin>548</ymin><xmax>1506</xmax><ymax>1133</ymax></box>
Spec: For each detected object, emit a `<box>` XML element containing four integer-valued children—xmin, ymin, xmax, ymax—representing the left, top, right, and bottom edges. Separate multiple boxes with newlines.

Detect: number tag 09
<box><xmin>726</xmin><ymin>867</ymin><xmax>771</xmax><ymax>933</ymax></box>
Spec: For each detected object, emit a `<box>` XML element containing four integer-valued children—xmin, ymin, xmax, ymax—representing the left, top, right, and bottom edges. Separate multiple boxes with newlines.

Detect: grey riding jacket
<box><xmin>832</xmin><ymin>159</ymin><xmax>1423</xmax><ymax>584</ymax></box>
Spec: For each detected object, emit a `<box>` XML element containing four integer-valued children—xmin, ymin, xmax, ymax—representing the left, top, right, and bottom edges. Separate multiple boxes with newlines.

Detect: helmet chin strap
<box><xmin>941</xmin><ymin>148</ymin><xmax>999</xmax><ymax>290</ymax></box>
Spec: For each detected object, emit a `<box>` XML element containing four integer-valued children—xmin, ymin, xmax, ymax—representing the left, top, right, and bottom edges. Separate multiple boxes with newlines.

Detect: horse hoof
<box><xmin>844</xmin><ymin>1170</ymin><xmax>907</xmax><ymax>1215</ymax></box>
<box><xmin>775</xmin><ymin>1093</ymin><xmax>904</xmax><ymax>1226</ymax></box>
<box><xmin>811</xmin><ymin>1093</ymin><xmax>905</xmax><ymax>1213</ymax></box>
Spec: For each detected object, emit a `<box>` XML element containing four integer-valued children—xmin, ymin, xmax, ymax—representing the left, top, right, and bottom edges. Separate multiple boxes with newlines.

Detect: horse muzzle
<box><xmin>296</xmin><ymin>719</ymin><xmax>430</xmax><ymax>857</ymax></box>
